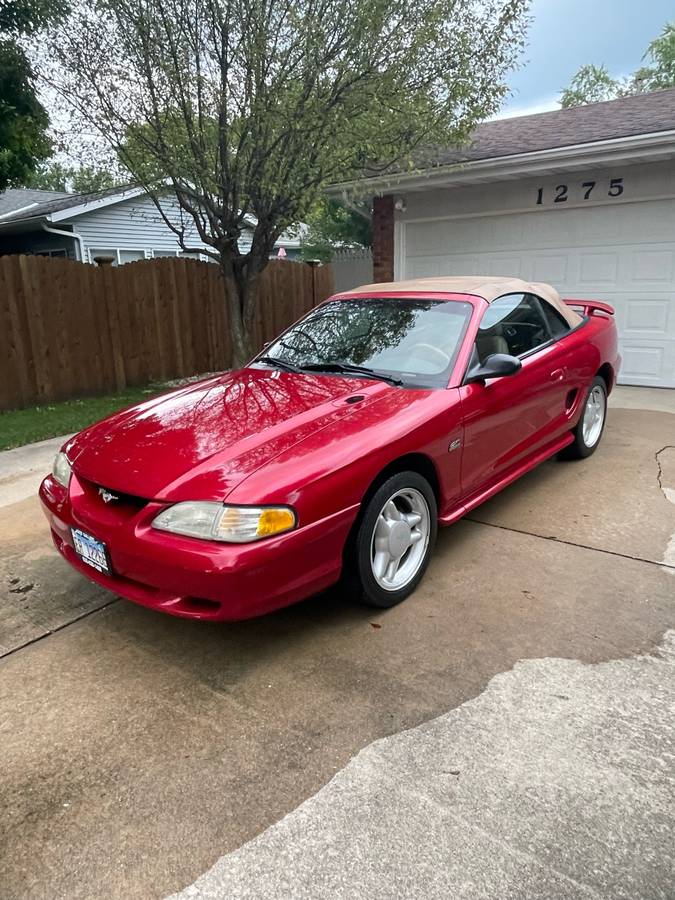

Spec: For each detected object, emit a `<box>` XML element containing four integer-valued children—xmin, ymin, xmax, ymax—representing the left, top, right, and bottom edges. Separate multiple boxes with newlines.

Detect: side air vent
<box><xmin>565</xmin><ymin>389</ymin><xmax>578</xmax><ymax>411</ymax></box>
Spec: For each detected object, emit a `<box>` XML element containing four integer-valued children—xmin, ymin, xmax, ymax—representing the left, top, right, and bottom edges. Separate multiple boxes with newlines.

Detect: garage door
<box><xmin>402</xmin><ymin>199</ymin><xmax>675</xmax><ymax>387</ymax></box>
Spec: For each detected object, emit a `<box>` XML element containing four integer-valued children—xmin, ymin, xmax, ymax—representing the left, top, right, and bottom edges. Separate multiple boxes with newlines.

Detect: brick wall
<box><xmin>372</xmin><ymin>195</ymin><xmax>394</xmax><ymax>282</ymax></box>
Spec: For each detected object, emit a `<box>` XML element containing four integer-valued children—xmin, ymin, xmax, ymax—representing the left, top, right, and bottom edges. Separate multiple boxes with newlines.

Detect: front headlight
<box><xmin>52</xmin><ymin>452</ymin><xmax>72</xmax><ymax>488</ymax></box>
<box><xmin>152</xmin><ymin>502</ymin><xmax>297</xmax><ymax>543</ymax></box>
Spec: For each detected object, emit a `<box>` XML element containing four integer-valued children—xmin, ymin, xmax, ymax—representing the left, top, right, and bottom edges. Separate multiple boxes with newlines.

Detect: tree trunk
<box><xmin>221</xmin><ymin>260</ymin><xmax>257</xmax><ymax>369</ymax></box>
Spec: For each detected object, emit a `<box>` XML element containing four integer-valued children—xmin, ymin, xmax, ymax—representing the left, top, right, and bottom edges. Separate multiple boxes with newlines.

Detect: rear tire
<box><xmin>560</xmin><ymin>376</ymin><xmax>607</xmax><ymax>460</ymax></box>
<box><xmin>353</xmin><ymin>471</ymin><xmax>437</xmax><ymax>609</ymax></box>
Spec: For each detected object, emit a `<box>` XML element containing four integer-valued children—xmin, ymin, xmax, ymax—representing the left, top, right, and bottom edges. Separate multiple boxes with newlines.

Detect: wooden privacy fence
<box><xmin>0</xmin><ymin>256</ymin><xmax>334</xmax><ymax>411</ymax></box>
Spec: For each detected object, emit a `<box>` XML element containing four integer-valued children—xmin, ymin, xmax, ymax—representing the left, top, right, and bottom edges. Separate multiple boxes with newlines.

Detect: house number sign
<box><xmin>535</xmin><ymin>178</ymin><xmax>624</xmax><ymax>206</ymax></box>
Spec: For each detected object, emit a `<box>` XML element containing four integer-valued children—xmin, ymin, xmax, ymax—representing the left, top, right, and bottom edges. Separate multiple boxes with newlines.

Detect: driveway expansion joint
<box><xmin>465</xmin><ymin>517</ymin><xmax>675</xmax><ymax>571</ymax></box>
<box><xmin>0</xmin><ymin>596</ymin><xmax>119</xmax><ymax>661</ymax></box>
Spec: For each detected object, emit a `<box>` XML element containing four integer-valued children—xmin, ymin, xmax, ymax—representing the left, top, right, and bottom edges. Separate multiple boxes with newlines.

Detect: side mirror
<box><xmin>466</xmin><ymin>353</ymin><xmax>522</xmax><ymax>384</ymax></box>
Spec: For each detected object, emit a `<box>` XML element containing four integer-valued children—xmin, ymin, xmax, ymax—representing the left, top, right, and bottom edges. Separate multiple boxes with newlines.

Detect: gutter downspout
<box><xmin>41</xmin><ymin>223</ymin><xmax>86</xmax><ymax>262</ymax></box>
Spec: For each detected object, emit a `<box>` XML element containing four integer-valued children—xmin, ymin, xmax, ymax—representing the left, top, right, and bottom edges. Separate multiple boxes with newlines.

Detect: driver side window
<box><xmin>476</xmin><ymin>293</ymin><xmax>550</xmax><ymax>363</ymax></box>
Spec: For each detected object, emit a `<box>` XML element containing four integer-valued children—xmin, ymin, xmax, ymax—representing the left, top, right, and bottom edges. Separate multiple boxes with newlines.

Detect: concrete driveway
<box><xmin>1</xmin><ymin>387</ymin><xmax>673</xmax><ymax>899</ymax></box>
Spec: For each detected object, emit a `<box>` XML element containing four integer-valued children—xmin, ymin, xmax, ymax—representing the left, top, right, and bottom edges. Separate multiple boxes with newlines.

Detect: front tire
<box><xmin>561</xmin><ymin>376</ymin><xmax>607</xmax><ymax>460</ymax></box>
<box><xmin>354</xmin><ymin>471</ymin><xmax>437</xmax><ymax>609</ymax></box>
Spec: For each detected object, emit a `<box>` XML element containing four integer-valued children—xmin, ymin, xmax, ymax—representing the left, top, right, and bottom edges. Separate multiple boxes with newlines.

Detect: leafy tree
<box><xmin>25</xmin><ymin>161</ymin><xmax>124</xmax><ymax>192</ymax></box>
<box><xmin>627</xmin><ymin>22</ymin><xmax>675</xmax><ymax>93</ymax></box>
<box><xmin>561</xmin><ymin>21</ymin><xmax>675</xmax><ymax>107</ymax></box>
<box><xmin>301</xmin><ymin>198</ymin><xmax>372</xmax><ymax>262</ymax></box>
<box><xmin>0</xmin><ymin>0</ymin><xmax>66</xmax><ymax>32</ymax></box>
<box><xmin>70</xmin><ymin>165</ymin><xmax>122</xmax><ymax>193</ymax></box>
<box><xmin>45</xmin><ymin>0</ymin><xmax>530</xmax><ymax>366</ymax></box>
<box><xmin>560</xmin><ymin>64</ymin><xmax>619</xmax><ymax>109</ymax></box>
<box><xmin>0</xmin><ymin>39</ymin><xmax>51</xmax><ymax>188</ymax></box>
<box><xmin>0</xmin><ymin>0</ymin><xmax>68</xmax><ymax>190</ymax></box>
<box><xmin>23</xmin><ymin>160</ymin><xmax>71</xmax><ymax>190</ymax></box>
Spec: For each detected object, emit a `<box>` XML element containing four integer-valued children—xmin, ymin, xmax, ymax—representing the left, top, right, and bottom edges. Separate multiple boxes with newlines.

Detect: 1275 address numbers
<box><xmin>536</xmin><ymin>178</ymin><xmax>624</xmax><ymax>205</ymax></box>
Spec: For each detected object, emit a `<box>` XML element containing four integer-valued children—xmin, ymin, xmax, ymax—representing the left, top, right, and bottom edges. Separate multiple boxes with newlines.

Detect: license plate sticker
<box><xmin>71</xmin><ymin>528</ymin><xmax>111</xmax><ymax>575</ymax></box>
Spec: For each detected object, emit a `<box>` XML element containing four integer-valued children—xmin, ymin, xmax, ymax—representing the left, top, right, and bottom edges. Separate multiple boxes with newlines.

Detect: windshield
<box><xmin>258</xmin><ymin>298</ymin><xmax>472</xmax><ymax>388</ymax></box>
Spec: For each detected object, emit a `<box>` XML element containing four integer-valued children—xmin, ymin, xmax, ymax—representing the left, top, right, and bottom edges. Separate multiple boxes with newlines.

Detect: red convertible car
<box><xmin>40</xmin><ymin>276</ymin><xmax>620</xmax><ymax>620</ymax></box>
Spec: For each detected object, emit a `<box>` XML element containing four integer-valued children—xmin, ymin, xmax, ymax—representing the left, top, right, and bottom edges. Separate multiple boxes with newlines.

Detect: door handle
<box><xmin>550</xmin><ymin>368</ymin><xmax>565</xmax><ymax>382</ymax></box>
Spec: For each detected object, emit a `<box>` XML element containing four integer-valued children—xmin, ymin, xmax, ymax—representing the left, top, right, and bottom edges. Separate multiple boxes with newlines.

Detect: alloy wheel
<box><xmin>582</xmin><ymin>384</ymin><xmax>606</xmax><ymax>447</ymax></box>
<box><xmin>369</xmin><ymin>487</ymin><xmax>431</xmax><ymax>591</ymax></box>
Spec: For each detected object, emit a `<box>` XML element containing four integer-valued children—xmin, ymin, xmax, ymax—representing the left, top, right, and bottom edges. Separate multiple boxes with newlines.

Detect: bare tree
<box><xmin>43</xmin><ymin>0</ymin><xmax>529</xmax><ymax>366</ymax></box>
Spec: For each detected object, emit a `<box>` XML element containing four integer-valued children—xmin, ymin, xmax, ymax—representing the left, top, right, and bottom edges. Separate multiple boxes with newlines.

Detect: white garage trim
<box><xmin>399</xmin><ymin>190</ymin><xmax>675</xmax><ymax>225</ymax></box>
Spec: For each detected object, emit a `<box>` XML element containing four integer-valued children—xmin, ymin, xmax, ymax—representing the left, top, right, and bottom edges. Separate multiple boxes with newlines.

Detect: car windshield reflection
<box><xmin>257</xmin><ymin>297</ymin><xmax>473</xmax><ymax>388</ymax></box>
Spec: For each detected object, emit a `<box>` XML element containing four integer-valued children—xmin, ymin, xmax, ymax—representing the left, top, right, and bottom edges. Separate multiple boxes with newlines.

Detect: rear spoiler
<box><xmin>564</xmin><ymin>299</ymin><xmax>615</xmax><ymax>317</ymax></box>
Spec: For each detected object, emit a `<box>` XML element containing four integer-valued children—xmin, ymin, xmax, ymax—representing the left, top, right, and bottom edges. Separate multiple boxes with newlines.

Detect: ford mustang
<box><xmin>40</xmin><ymin>276</ymin><xmax>620</xmax><ymax>620</ymax></box>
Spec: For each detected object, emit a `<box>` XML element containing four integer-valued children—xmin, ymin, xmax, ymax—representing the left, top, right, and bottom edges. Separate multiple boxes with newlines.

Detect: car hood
<box><xmin>65</xmin><ymin>368</ymin><xmax>387</xmax><ymax>501</ymax></box>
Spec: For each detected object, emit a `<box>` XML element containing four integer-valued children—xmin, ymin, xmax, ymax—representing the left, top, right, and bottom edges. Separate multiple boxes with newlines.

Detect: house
<box><xmin>332</xmin><ymin>88</ymin><xmax>675</xmax><ymax>388</ymax></box>
<box><xmin>0</xmin><ymin>186</ymin><xmax>304</xmax><ymax>264</ymax></box>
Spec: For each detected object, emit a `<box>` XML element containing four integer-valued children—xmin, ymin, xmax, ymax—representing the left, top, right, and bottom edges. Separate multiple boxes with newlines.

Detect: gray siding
<box><xmin>61</xmin><ymin>194</ymin><xmax>253</xmax><ymax>261</ymax></box>
<box><xmin>0</xmin><ymin>192</ymin><xmax>300</xmax><ymax>262</ymax></box>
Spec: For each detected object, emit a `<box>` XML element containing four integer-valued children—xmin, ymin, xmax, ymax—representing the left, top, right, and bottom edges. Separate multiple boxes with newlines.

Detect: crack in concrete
<box><xmin>655</xmin><ymin>445</ymin><xmax>675</xmax><ymax>500</ymax></box>
<box><xmin>654</xmin><ymin>446</ymin><xmax>675</xmax><ymax>576</ymax></box>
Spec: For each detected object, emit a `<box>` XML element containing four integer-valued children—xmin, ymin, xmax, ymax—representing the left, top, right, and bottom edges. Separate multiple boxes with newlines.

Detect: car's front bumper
<box><xmin>39</xmin><ymin>473</ymin><xmax>358</xmax><ymax>621</ymax></box>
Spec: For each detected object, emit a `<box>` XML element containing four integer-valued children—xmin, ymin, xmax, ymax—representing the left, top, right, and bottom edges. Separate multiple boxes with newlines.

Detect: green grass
<box><xmin>0</xmin><ymin>384</ymin><xmax>169</xmax><ymax>451</ymax></box>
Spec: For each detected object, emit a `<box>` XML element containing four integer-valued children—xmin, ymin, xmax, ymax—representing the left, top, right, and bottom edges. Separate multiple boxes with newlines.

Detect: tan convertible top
<box><xmin>343</xmin><ymin>275</ymin><xmax>582</xmax><ymax>328</ymax></box>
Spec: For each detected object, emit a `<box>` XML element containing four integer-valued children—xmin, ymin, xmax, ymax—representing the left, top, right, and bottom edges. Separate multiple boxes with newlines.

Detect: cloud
<box><xmin>495</xmin><ymin>95</ymin><xmax>561</xmax><ymax>120</ymax></box>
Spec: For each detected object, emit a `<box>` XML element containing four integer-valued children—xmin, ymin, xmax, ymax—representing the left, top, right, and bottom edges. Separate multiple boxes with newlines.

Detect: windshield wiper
<box><xmin>257</xmin><ymin>356</ymin><xmax>403</xmax><ymax>386</ymax></box>
<box><xmin>302</xmin><ymin>361</ymin><xmax>403</xmax><ymax>386</ymax></box>
<box><xmin>256</xmin><ymin>355</ymin><xmax>305</xmax><ymax>374</ymax></box>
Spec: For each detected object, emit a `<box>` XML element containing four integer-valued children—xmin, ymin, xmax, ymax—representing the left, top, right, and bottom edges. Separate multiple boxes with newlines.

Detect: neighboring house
<box><xmin>332</xmin><ymin>88</ymin><xmax>675</xmax><ymax>388</ymax></box>
<box><xmin>0</xmin><ymin>186</ymin><xmax>304</xmax><ymax>264</ymax></box>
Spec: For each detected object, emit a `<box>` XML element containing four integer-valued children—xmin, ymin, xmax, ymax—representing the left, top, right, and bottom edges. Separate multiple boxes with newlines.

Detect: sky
<box><xmin>500</xmin><ymin>0</ymin><xmax>674</xmax><ymax>117</ymax></box>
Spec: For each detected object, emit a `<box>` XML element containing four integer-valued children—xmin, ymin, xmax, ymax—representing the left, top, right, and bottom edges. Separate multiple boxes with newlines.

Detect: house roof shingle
<box><xmin>0</xmin><ymin>187</ymin><xmax>72</xmax><ymax>217</ymax></box>
<box><xmin>0</xmin><ymin>185</ymin><xmax>137</xmax><ymax>222</ymax></box>
<box><xmin>383</xmin><ymin>87</ymin><xmax>675</xmax><ymax>174</ymax></box>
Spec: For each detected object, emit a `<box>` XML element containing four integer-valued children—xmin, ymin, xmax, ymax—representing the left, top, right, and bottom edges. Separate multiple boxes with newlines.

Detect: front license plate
<box><xmin>72</xmin><ymin>528</ymin><xmax>111</xmax><ymax>575</ymax></box>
